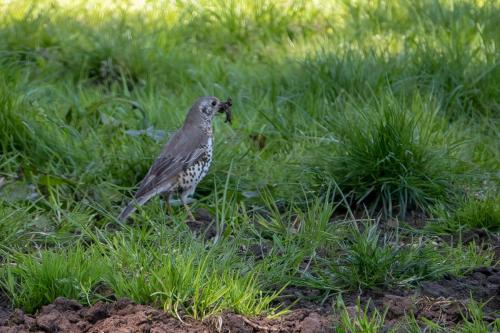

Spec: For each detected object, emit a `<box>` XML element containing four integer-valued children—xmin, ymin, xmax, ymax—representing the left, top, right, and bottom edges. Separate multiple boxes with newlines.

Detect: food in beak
<box><xmin>218</xmin><ymin>97</ymin><xmax>232</xmax><ymax>124</ymax></box>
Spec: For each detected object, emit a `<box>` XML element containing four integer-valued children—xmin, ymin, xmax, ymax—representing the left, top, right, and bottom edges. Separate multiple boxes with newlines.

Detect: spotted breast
<box><xmin>177</xmin><ymin>137</ymin><xmax>213</xmax><ymax>196</ymax></box>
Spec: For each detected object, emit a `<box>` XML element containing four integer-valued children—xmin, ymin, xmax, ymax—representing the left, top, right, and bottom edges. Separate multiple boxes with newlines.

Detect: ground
<box><xmin>1</xmin><ymin>266</ymin><xmax>499</xmax><ymax>332</ymax></box>
<box><xmin>0</xmin><ymin>0</ymin><xmax>499</xmax><ymax>332</ymax></box>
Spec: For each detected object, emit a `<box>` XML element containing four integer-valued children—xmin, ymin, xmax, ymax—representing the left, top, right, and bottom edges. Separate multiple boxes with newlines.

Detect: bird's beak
<box><xmin>217</xmin><ymin>97</ymin><xmax>232</xmax><ymax>124</ymax></box>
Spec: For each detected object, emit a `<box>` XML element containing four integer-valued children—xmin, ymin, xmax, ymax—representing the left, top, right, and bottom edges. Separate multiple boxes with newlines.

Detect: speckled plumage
<box><xmin>118</xmin><ymin>96</ymin><xmax>228</xmax><ymax>221</ymax></box>
<box><xmin>176</xmin><ymin>136</ymin><xmax>212</xmax><ymax>196</ymax></box>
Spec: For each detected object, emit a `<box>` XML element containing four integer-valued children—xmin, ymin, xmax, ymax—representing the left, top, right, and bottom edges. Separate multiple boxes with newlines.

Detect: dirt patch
<box><xmin>185</xmin><ymin>208</ymin><xmax>219</xmax><ymax>240</ymax></box>
<box><xmin>273</xmin><ymin>286</ymin><xmax>327</xmax><ymax>312</ymax></box>
<box><xmin>0</xmin><ymin>298</ymin><xmax>332</xmax><ymax>333</ymax></box>
<box><xmin>215</xmin><ymin>310</ymin><xmax>331</xmax><ymax>333</ymax></box>
<box><xmin>0</xmin><ymin>298</ymin><xmax>210</xmax><ymax>333</ymax></box>
<box><xmin>338</xmin><ymin>266</ymin><xmax>500</xmax><ymax>329</ymax></box>
<box><xmin>420</xmin><ymin>266</ymin><xmax>500</xmax><ymax>317</ymax></box>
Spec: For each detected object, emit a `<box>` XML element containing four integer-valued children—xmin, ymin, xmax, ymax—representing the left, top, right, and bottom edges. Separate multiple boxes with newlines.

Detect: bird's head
<box><xmin>185</xmin><ymin>96</ymin><xmax>232</xmax><ymax>127</ymax></box>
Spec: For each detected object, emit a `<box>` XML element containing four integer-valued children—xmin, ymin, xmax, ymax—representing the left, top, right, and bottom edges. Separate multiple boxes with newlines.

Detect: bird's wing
<box><xmin>133</xmin><ymin>127</ymin><xmax>207</xmax><ymax>199</ymax></box>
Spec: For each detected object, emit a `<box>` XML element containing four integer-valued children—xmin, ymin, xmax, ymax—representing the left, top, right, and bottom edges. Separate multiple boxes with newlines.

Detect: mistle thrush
<box><xmin>118</xmin><ymin>96</ymin><xmax>232</xmax><ymax>221</ymax></box>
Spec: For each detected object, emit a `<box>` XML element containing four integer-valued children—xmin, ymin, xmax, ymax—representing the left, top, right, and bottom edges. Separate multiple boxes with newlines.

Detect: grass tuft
<box><xmin>430</xmin><ymin>195</ymin><xmax>500</xmax><ymax>233</ymax></box>
<box><xmin>322</xmin><ymin>95</ymin><xmax>459</xmax><ymax>216</ymax></box>
<box><xmin>309</xmin><ymin>223</ymin><xmax>493</xmax><ymax>291</ymax></box>
<box><xmin>0</xmin><ymin>246</ymin><xmax>106</xmax><ymax>313</ymax></box>
<box><xmin>333</xmin><ymin>296</ymin><xmax>387</xmax><ymax>333</ymax></box>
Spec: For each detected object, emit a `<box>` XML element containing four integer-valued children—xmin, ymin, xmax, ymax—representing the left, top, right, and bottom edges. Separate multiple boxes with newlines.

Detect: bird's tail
<box><xmin>118</xmin><ymin>188</ymin><xmax>173</xmax><ymax>222</ymax></box>
<box><xmin>117</xmin><ymin>194</ymin><xmax>152</xmax><ymax>222</ymax></box>
<box><xmin>118</xmin><ymin>202</ymin><xmax>138</xmax><ymax>222</ymax></box>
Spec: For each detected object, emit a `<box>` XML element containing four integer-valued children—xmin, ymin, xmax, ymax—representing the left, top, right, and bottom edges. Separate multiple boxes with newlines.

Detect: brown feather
<box><xmin>133</xmin><ymin>124</ymin><xmax>209</xmax><ymax>200</ymax></box>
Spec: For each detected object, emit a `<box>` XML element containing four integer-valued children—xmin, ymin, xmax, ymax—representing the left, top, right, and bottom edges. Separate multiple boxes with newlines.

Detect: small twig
<box><xmin>238</xmin><ymin>315</ymin><xmax>280</xmax><ymax>332</ymax></box>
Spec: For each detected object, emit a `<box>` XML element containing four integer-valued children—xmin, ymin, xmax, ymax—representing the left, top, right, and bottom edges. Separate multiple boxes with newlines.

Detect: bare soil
<box><xmin>0</xmin><ymin>297</ymin><xmax>331</xmax><ymax>333</ymax></box>
<box><xmin>186</xmin><ymin>208</ymin><xmax>219</xmax><ymax>240</ymax></box>
<box><xmin>346</xmin><ymin>266</ymin><xmax>500</xmax><ymax>329</ymax></box>
<box><xmin>1</xmin><ymin>267</ymin><xmax>498</xmax><ymax>333</ymax></box>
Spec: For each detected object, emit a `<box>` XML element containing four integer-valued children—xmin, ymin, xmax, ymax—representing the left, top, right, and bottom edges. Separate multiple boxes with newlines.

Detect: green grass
<box><xmin>334</xmin><ymin>297</ymin><xmax>499</xmax><ymax>332</ymax></box>
<box><xmin>1</xmin><ymin>229</ymin><xmax>281</xmax><ymax>318</ymax></box>
<box><xmin>299</xmin><ymin>223</ymin><xmax>493</xmax><ymax>291</ymax></box>
<box><xmin>0</xmin><ymin>0</ymin><xmax>498</xmax><ymax>328</ymax></box>
<box><xmin>320</xmin><ymin>95</ymin><xmax>460</xmax><ymax>216</ymax></box>
<box><xmin>429</xmin><ymin>195</ymin><xmax>500</xmax><ymax>233</ymax></box>
<box><xmin>333</xmin><ymin>297</ymin><xmax>387</xmax><ymax>333</ymax></box>
<box><xmin>1</xmin><ymin>245</ymin><xmax>107</xmax><ymax>313</ymax></box>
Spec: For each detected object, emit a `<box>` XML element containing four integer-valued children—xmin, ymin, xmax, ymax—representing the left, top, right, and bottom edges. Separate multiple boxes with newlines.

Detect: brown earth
<box><xmin>340</xmin><ymin>266</ymin><xmax>500</xmax><ymax>329</ymax></box>
<box><xmin>1</xmin><ymin>267</ymin><xmax>498</xmax><ymax>333</ymax></box>
<box><xmin>186</xmin><ymin>208</ymin><xmax>219</xmax><ymax>240</ymax></box>
<box><xmin>0</xmin><ymin>297</ymin><xmax>331</xmax><ymax>333</ymax></box>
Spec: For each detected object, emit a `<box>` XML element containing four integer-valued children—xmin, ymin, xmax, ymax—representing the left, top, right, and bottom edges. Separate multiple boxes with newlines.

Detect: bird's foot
<box><xmin>186</xmin><ymin>212</ymin><xmax>197</xmax><ymax>222</ymax></box>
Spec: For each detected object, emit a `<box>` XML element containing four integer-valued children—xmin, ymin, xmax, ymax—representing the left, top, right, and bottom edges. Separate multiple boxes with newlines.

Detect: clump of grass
<box><xmin>323</xmin><ymin>224</ymin><xmax>447</xmax><ymax>289</ymax></box>
<box><xmin>333</xmin><ymin>296</ymin><xmax>387</xmax><ymax>333</ymax></box>
<box><xmin>0</xmin><ymin>231</ymin><xmax>280</xmax><ymax>318</ymax></box>
<box><xmin>103</xmin><ymin>234</ymin><xmax>279</xmax><ymax>319</ymax></box>
<box><xmin>322</xmin><ymin>95</ymin><xmax>458</xmax><ymax>217</ymax></box>
<box><xmin>0</xmin><ymin>246</ymin><xmax>106</xmax><ymax>313</ymax></box>
<box><xmin>0</xmin><ymin>201</ymin><xmax>66</xmax><ymax>250</ymax></box>
<box><xmin>429</xmin><ymin>195</ymin><xmax>500</xmax><ymax>233</ymax></box>
<box><xmin>458</xmin><ymin>299</ymin><xmax>499</xmax><ymax>333</ymax></box>
<box><xmin>249</xmin><ymin>193</ymin><xmax>342</xmax><ymax>289</ymax></box>
<box><xmin>333</xmin><ymin>296</ymin><xmax>498</xmax><ymax>333</ymax></box>
<box><xmin>307</xmin><ymin>223</ymin><xmax>493</xmax><ymax>291</ymax></box>
<box><xmin>398</xmin><ymin>315</ymin><xmax>443</xmax><ymax>333</ymax></box>
<box><xmin>442</xmin><ymin>241</ymin><xmax>494</xmax><ymax>276</ymax></box>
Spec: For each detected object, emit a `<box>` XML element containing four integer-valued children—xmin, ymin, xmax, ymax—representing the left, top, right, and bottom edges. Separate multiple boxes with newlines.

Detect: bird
<box><xmin>118</xmin><ymin>96</ymin><xmax>232</xmax><ymax>222</ymax></box>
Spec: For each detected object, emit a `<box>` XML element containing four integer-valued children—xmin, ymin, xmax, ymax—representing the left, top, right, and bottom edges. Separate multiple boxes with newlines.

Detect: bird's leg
<box><xmin>161</xmin><ymin>192</ymin><xmax>173</xmax><ymax>216</ymax></box>
<box><xmin>180</xmin><ymin>194</ymin><xmax>196</xmax><ymax>221</ymax></box>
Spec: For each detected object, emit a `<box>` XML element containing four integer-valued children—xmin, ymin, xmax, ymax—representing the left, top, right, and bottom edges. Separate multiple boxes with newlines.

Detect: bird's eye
<box><xmin>211</xmin><ymin>100</ymin><xmax>217</xmax><ymax>107</ymax></box>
